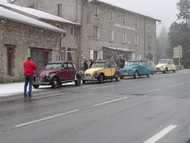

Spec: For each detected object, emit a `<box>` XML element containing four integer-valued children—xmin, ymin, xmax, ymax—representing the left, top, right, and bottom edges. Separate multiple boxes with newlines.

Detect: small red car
<box><xmin>33</xmin><ymin>62</ymin><xmax>81</xmax><ymax>88</ymax></box>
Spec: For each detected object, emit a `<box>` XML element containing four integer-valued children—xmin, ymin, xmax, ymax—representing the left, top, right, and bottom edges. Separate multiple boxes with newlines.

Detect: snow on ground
<box><xmin>0</xmin><ymin>82</ymin><xmax>28</xmax><ymax>97</ymax></box>
<box><xmin>0</xmin><ymin>82</ymin><xmax>74</xmax><ymax>97</ymax></box>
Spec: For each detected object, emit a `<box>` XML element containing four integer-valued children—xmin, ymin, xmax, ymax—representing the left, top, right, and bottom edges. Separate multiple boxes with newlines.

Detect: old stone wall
<box><xmin>0</xmin><ymin>20</ymin><xmax>60</xmax><ymax>82</ymax></box>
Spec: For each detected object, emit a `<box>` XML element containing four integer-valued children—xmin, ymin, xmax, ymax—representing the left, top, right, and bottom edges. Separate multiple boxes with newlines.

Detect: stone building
<box><xmin>0</xmin><ymin>4</ymin><xmax>64</xmax><ymax>82</ymax></box>
<box><xmin>7</xmin><ymin>0</ymin><xmax>160</xmax><ymax>63</ymax></box>
<box><xmin>2</xmin><ymin>2</ymin><xmax>81</xmax><ymax>67</ymax></box>
<box><xmin>80</xmin><ymin>0</ymin><xmax>160</xmax><ymax>62</ymax></box>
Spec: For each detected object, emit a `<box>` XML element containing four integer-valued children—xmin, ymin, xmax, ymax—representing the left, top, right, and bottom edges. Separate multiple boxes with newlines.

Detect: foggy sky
<box><xmin>0</xmin><ymin>0</ymin><xmax>179</xmax><ymax>33</ymax></box>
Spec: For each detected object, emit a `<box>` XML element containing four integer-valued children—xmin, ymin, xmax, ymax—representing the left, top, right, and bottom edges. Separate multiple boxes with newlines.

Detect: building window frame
<box><xmin>122</xmin><ymin>31</ymin><xmax>127</xmax><ymax>42</ymax></box>
<box><xmin>5</xmin><ymin>44</ymin><xmax>16</xmax><ymax>76</ymax></box>
<box><xmin>94</xmin><ymin>26</ymin><xmax>100</xmax><ymax>40</ymax></box>
<box><xmin>94</xmin><ymin>6</ymin><xmax>100</xmax><ymax>17</ymax></box>
<box><xmin>57</xmin><ymin>3</ymin><xmax>63</xmax><ymax>17</ymax></box>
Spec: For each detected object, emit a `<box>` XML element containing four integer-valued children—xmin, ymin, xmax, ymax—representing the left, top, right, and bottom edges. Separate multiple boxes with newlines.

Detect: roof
<box><xmin>90</xmin><ymin>0</ymin><xmax>161</xmax><ymax>22</ymax></box>
<box><xmin>0</xmin><ymin>5</ymin><xmax>65</xmax><ymax>33</ymax></box>
<box><xmin>0</xmin><ymin>2</ymin><xmax>81</xmax><ymax>25</ymax></box>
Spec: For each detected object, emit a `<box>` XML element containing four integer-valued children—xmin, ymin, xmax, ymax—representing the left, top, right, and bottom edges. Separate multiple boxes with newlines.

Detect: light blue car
<box><xmin>119</xmin><ymin>61</ymin><xmax>154</xmax><ymax>79</ymax></box>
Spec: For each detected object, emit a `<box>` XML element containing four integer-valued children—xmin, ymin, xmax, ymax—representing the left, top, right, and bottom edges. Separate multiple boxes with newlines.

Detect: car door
<box><xmin>104</xmin><ymin>63</ymin><xmax>113</xmax><ymax>77</ymax></box>
<box><xmin>62</xmin><ymin>63</ymin><xmax>69</xmax><ymax>81</ymax></box>
<box><xmin>67</xmin><ymin>63</ymin><xmax>75</xmax><ymax>80</ymax></box>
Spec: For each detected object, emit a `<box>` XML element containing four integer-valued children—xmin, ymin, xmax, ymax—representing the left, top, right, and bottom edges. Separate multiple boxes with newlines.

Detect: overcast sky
<box><xmin>0</xmin><ymin>0</ymin><xmax>179</xmax><ymax>33</ymax></box>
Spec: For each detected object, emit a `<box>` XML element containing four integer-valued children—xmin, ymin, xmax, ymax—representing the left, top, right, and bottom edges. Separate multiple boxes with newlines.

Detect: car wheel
<box><xmin>133</xmin><ymin>71</ymin><xmax>139</xmax><ymax>79</ymax></box>
<box><xmin>33</xmin><ymin>85</ymin><xmax>39</xmax><ymax>89</ymax></box>
<box><xmin>51</xmin><ymin>77</ymin><xmax>60</xmax><ymax>88</ymax></box>
<box><xmin>98</xmin><ymin>74</ymin><xmax>104</xmax><ymax>83</ymax></box>
<box><xmin>75</xmin><ymin>78</ymin><xmax>81</xmax><ymax>86</ymax></box>
<box><xmin>120</xmin><ymin>76</ymin><xmax>124</xmax><ymax>79</ymax></box>
<box><xmin>115</xmin><ymin>75</ymin><xmax>120</xmax><ymax>82</ymax></box>
<box><xmin>82</xmin><ymin>80</ymin><xmax>86</xmax><ymax>84</ymax></box>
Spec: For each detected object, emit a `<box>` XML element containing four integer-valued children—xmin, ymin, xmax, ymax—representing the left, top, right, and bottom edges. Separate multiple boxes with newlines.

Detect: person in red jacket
<box><xmin>23</xmin><ymin>57</ymin><xmax>37</xmax><ymax>99</ymax></box>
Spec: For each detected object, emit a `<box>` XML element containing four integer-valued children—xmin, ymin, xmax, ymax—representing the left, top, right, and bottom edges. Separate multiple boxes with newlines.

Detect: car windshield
<box><xmin>159</xmin><ymin>59</ymin><xmax>170</xmax><ymax>64</ymax></box>
<box><xmin>126</xmin><ymin>61</ymin><xmax>143</xmax><ymax>66</ymax></box>
<box><xmin>92</xmin><ymin>62</ymin><xmax>105</xmax><ymax>68</ymax></box>
<box><xmin>45</xmin><ymin>63</ymin><xmax>62</xmax><ymax>70</ymax></box>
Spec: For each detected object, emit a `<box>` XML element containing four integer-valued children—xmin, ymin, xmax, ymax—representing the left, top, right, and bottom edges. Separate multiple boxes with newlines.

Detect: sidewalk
<box><xmin>0</xmin><ymin>82</ymin><xmax>30</xmax><ymax>97</ymax></box>
<box><xmin>0</xmin><ymin>82</ymin><xmax>75</xmax><ymax>98</ymax></box>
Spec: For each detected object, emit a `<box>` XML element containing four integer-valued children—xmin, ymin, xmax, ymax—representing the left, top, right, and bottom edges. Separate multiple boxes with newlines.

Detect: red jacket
<box><xmin>23</xmin><ymin>59</ymin><xmax>37</xmax><ymax>76</ymax></box>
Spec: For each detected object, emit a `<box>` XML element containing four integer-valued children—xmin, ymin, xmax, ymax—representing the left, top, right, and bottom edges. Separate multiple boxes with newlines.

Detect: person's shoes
<box><xmin>28</xmin><ymin>96</ymin><xmax>32</xmax><ymax>101</ymax></box>
<box><xmin>24</xmin><ymin>96</ymin><xmax>27</xmax><ymax>102</ymax></box>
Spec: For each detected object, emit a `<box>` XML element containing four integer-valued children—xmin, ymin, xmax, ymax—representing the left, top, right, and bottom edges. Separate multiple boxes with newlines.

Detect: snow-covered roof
<box><xmin>0</xmin><ymin>5</ymin><xmax>65</xmax><ymax>33</ymax></box>
<box><xmin>90</xmin><ymin>0</ymin><xmax>161</xmax><ymax>22</ymax></box>
<box><xmin>0</xmin><ymin>2</ymin><xmax>80</xmax><ymax>25</ymax></box>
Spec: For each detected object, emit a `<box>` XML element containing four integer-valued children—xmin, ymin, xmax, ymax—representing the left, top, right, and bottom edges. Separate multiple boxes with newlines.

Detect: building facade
<box><xmin>0</xmin><ymin>14</ymin><xmax>62</xmax><ymax>82</ymax></box>
<box><xmin>7</xmin><ymin>0</ymin><xmax>82</xmax><ymax>66</ymax></box>
<box><xmin>80</xmin><ymin>0</ymin><xmax>158</xmax><ymax>62</ymax></box>
<box><xmin>8</xmin><ymin>0</ymin><xmax>159</xmax><ymax>63</ymax></box>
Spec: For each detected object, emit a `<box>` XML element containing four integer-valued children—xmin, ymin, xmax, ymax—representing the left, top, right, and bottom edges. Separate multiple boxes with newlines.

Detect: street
<box><xmin>0</xmin><ymin>70</ymin><xmax>190</xmax><ymax>143</ymax></box>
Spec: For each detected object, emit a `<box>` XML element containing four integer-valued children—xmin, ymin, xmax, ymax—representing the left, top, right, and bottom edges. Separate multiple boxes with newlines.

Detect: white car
<box><xmin>156</xmin><ymin>59</ymin><xmax>176</xmax><ymax>73</ymax></box>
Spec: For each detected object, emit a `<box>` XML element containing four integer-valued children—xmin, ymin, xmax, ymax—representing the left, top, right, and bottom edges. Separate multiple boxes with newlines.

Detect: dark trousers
<box><xmin>24</xmin><ymin>76</ymin><xmax>33</xmax><ymax>97</ymax></box>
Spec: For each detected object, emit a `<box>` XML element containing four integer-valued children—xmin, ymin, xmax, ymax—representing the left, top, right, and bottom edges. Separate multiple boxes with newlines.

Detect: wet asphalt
<box><xmin>0</xmin><ymin>70</ymin><xmax>190</xmax><ymax>143</ymax></box>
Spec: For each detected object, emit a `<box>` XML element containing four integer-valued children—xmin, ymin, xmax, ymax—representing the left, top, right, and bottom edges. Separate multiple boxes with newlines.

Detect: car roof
<box><xmin>47</xmin><ymin>61</ymin><xmax>74</xmax><ymax>64</ymax></box>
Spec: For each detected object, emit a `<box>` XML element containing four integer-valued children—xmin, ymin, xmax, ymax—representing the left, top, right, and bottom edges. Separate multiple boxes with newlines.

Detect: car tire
<box><xmin>33</xmin><ymin>85</ymin><xmax>39</xmax><ymax>89</ymax></box>
<box><xmin>75</xmin><ymin>78</ymin><xmax>81</xmax><ymax>86</ymax></box>
<box><xmin>133</xmin><ymin>71</ymin><xmax>139</xmax><ymax>79</ymax></box>
<box><xmin>98</xmin><ymin>74</ymin><xmax>104</xmax><ymax>83</ymax></box>
<box><xmin>82</xmin><ymin>80</ymin><xmax>86</xmax><ymax>84</ymax></box>
<box><xmin>51</xmin><ymin>77</ymin><xmax>60</xmax><ymax>88</ymax></box>
<box><xmin>115</xmin><ymin>75</ymin><xmax>120</xmax><ymax>82</ymax></box>
<box><xmin>120</xmin><ymin>76</ymin><xmax>124</xmax><ymax>79</ymax></box>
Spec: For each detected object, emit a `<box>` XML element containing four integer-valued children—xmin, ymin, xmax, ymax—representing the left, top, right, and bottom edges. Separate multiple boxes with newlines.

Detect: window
<box><xmin>94</xmin><ymin>26</ymin><xmax>100</xmax><ymax>40</ymax></box>
<box><xmin>110</xmin><ymin>11</ymin><xmax>113</xmax><ymax>20</ymax></box>
<box><xmin>57</xmin><ymin>3</ymin><xmax>63</xmax><ymax>17</ymax></box>
<box><xmin>94</xmin><ymin>6</ymin><xmax>100</xmax><ymax>17</ymax></box>
<box><xmin>111</xmin><ymin>31</ymin><xmax>115</xmax><ymax>41</ymax></box>
<box><xmin>122</xmin><ymin>32</ymin><xmax>127</xmax><ymax>42</ymax></box>
<box><xmin>71</xmin><ymin>26</ymin><xmax>74</xmax><ymax>36</ymax></box>
<box><xmin>6</xmin><ymin>45</ymin><xmax>16</xmax><ymax>76</ymax></box>
<box><xmin>122</xmin><ymin>16</ymin><xmax>127</xmax><ymax>25</ymax></box>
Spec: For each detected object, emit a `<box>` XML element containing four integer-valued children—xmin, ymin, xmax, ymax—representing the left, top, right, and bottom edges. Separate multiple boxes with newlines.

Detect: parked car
<box><xmin>119</xmin><ymin>61</ymin><xmax>153</xmax><ymax>79</ymax></box>
<box><xmin>83</xmin><ymin>61</ymin><xmax>120</xmax><ymax>83</ymax></box>
<box><xmin>156</xmin><ymin>59</ymin><xmax>176</xmax><ymax>73</ymax></box>
<box><xmin>33</xmin><ymin>62</ymin><xmax>82</xmax><ymax>89</ymax></box>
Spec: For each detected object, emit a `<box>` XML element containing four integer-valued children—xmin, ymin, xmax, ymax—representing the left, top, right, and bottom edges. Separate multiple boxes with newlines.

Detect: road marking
<box><xmin>15</xmin><ymin>109</ymin><xmax>79</xmax><ymax>128</ymax></box>
<box><xmin>144</xmin><ymin>125</ymin><xmax>177</xmax><ymax>143</ymax></box>
<box><xmin>168</xmin><ymin>83</ymin><xmax>185</xmax><ymax>88</ymax></box>
<box><xmin>93</xmin><ymin>97</ymin><xmax>128</xmax><ymax>107</ymax></box>
<box><xmin>146</xmin><ymin>88</ymin><xmax>161</xmax><ymax>94</ymax></box>
<box><xmin>34</xmin><ymin>93</ymin><xmax>64</xmax><ymax>100</ymax></box>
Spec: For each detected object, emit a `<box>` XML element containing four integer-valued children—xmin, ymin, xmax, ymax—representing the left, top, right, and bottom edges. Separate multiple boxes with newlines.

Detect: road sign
<box><xmin>173</xmin><ymin>46</ymin><xmax>183</xmax><ymax>58</ymax></box>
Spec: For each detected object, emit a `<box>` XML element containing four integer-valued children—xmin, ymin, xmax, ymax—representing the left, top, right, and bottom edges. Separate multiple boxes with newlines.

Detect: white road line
<box><xmin>144</xmin><ymin>125</ymin><xmax>177</xmax><ymax>143</ymax></box>
<box><xmin>34</xmin><ymin>93</ymin><xmax>64</xmax><ymax>100</ymax></box>
<box><xmin>15</xmin><ymin>109</ymin><xmax>79</xmax><ymax>128</ymax></box>
<box><xmin>93</xmin><ymin>97</ymin><xmax>128</xmax><ymax>107</ymax></box>
<box><xmin>146</xmin><ymin>89</ymin><xmax>161</xmax><ymax>94</ymax></box>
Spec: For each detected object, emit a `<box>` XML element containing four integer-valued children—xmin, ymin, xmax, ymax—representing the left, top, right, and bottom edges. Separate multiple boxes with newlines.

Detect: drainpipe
<box><xmin>144</xmin><ymin>17</ymin><xmax>146</xmax><ymax>60</ymax></box>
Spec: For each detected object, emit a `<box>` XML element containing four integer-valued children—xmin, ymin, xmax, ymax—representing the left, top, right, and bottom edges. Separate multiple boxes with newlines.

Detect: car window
<box><xmin>92</xmin><ymin>63</ymin><xmax>105</xmax><ymax>68</ymax></box>
<box><xmin>45</xmin><ymin>63</ymin><xmax>62</xmax><ymax>70</ymax></box>
<box><xmin>68</xmin><ymin>63</ymin><xmax>74</xmax><ymax>69</ymax></box>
